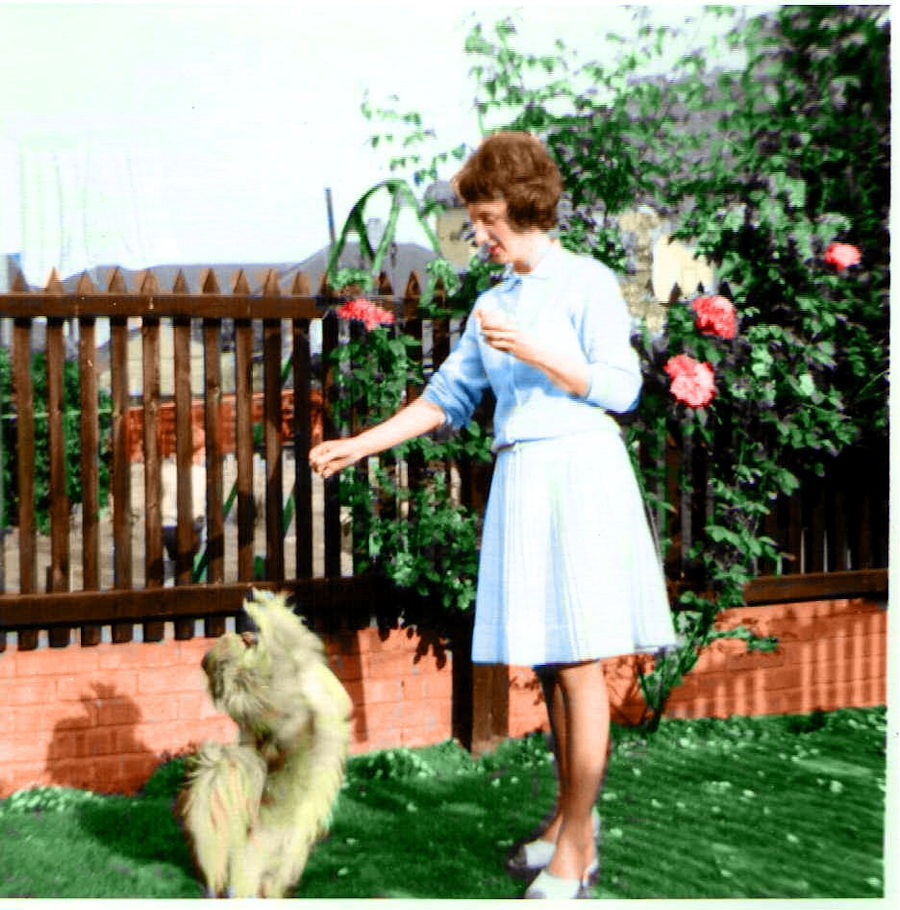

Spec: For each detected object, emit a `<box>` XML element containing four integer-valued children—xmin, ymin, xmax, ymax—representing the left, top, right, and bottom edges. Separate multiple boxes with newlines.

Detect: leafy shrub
<box><xmin>350</xmin><ymin>7</ymin><xmax>888</xmax><ymax>727</ymax></box>
<box><xmin>0</xmin><ymin>348</ymin><xmax>112</xmax><ymax>532</ymax></box>
<box><xmin>139</xmin><ymin>754</ymin><xmax>189</xmax><ymax>800</ymax></box>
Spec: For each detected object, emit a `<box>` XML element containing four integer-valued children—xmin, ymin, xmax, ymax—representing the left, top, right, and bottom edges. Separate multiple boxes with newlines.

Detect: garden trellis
<box><xmin>0</xmin><ymin>265</ymin><xmax>888</xmax><ymax>656</ymax></box>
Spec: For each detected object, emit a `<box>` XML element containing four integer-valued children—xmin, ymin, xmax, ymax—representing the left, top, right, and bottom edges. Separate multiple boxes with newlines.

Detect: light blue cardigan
<box><xmin>422</xmin><ymin>243</ymin><xmax>642</xmax><ymax>451</ymax></box>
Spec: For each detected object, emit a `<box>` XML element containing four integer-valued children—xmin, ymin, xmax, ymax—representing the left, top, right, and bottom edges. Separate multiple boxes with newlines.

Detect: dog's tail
<box><xmin>177</xmin><ymin>742</ymin><xmax>266</xmax><ymax>897</ymax></box>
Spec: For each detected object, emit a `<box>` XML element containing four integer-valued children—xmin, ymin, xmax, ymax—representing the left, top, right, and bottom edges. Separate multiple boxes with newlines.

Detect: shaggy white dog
<box><xmin>177</xmin><ymin>590</ymin><xmax>352</xmax><ymax>898</ymax></box>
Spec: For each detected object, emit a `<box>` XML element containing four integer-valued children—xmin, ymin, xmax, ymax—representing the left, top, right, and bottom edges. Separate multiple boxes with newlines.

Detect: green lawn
<box><xmin>0</xmin><ymin>706</ymin><xmax>887</xmax><ymax>899</ymax></box>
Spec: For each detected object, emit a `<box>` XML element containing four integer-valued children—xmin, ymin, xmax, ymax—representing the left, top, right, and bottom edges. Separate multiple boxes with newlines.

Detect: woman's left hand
<box><xmin>476</xmin><ymin>307</ymin><xmax>590</xmax><ymax>399</ymax></box>
<box><xmin>477</xmin><ymin>309</ymin><xmax>535</xmax><ymax>361</ymax></box>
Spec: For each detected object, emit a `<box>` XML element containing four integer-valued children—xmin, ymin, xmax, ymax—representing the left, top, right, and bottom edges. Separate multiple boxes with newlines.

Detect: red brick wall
<box><xmin>507</xmin><ymin>597</ymin><xmax>888</xmax><ymax>735</ymax></box>
<box><xmin>0</xmin><ymin>597</ymin><xmax>886</xmax><ymax>798</ymax></box>
<box><xmin>123</xmin><ymin>390</ymin><xmax>324</xmax><ymax>462</ymax></box>
<box><xmin>0</xmin><ymin>626</ymin><xmax>451</xmax><ymax>798</ymax></box>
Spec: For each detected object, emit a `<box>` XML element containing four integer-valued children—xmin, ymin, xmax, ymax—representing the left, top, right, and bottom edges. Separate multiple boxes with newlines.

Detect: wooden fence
<box><xmin>0</xmin><ymin>265</ymin><xmax>888</xmax><ymax>658</ymax></box>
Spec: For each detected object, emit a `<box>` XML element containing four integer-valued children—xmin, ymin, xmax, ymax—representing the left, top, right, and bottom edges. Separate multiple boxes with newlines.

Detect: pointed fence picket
<box><xmin>0</xmin><ymin>265</ymin><xmax>888</xmax><ymax>656</ymax></box>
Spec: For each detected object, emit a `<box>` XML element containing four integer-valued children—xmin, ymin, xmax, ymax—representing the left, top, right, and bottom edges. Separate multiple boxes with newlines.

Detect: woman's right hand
<box><xmin>308</xmin><ymin>438</ymin><xmax>363</xmax><ymax>479</ymax></box>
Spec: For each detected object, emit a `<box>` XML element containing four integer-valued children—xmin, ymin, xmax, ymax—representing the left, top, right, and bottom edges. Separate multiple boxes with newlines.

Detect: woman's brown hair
<box><xmin>451</xmin><ymin>131</ymin><xmax>562</xmax><ymax>232</ymax></box>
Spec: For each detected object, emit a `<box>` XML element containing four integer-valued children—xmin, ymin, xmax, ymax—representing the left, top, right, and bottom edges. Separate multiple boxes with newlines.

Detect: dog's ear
<box><xmin>243</xmin><ymin>590</ymin><xmax>280</xmax><ymax>644</ymax></box>
<box><xmin>243</xmin><ymin>590</ymin><xmax>314</xmax><ymax>654</ymax></box>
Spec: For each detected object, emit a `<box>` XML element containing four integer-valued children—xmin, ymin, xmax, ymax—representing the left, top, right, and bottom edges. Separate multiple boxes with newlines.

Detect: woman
<box><xmin>309</xmin><ymin>131</ymin><xmax>677</xmax><ymax>899</ymax></box>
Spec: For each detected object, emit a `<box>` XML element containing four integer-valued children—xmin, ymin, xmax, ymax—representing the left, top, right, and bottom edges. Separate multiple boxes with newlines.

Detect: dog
<box><xmin>176</xmin><ymin>590</ymin><xmax>352</xmax><ymax>898</ymax></box>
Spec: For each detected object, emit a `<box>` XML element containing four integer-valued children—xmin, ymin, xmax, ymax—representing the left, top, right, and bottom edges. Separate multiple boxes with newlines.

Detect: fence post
<box><xmin>291</xmin><ymin>271</ymin><xmax>314</xmax><ymax>579</ymax></box>
<box><xmin>262</xmin><ymin>269</ymin><xmax>284</xmax><ymax>584</ymax></box>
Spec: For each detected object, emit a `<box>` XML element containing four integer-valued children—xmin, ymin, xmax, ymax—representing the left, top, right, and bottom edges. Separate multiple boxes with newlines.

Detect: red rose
<box><xmin>691</xmin><ymin>294</ymin><xmax>737</xmax><ymax>339</ymax></box>
<box><xmin>335</xmin><ymin>297</ymin><xmax>396</xmax><ymax>331</ymax></box>
<box><xmin>824</xmin><ymin>242</ymin><xmax>861</xmax><ymax>272</ymax></box>
<box><xmin>664</xmin><ymin>354</ymin><xmax>716</xmax><ymax>408</ymax></box>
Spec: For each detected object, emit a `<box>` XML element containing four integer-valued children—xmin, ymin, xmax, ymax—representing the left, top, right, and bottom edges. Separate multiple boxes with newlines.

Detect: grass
<box><xmin>0</xmin><ymin>706</ymin><xmax>887</xmax><ymax>899</ymax></box>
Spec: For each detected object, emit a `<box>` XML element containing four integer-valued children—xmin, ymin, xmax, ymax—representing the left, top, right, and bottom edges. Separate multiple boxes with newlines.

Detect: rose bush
<box><xmin>824</xmin><ymin>242</ymin><xmax>862</xmax><ymax>272</ymax></box>
<box><xmin>664</xmin><ymin>352</ymin><xmax>717</xmax><ymax>408</ymax></box>
<box><xmin>690</xmin><ymin>294</ymin><xmax>737</xmax><ymax>340</ymax></box>
<box><xmin>336</xmin><ymin>297</ymin><xmax>396</xmax><ymax>331</ymax></box>
<box><xmin>344</xmin><ymin>6</ymin><xmax>887</xmax><ymax>726</ymax></box>
<box><xmin>327</xmin><ymin>288</ymin><xmax>492</xmax><ymax>625</ymax></box>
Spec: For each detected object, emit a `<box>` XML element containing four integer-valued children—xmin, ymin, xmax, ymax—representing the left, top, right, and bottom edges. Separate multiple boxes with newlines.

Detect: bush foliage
<box><xmin>327</xmin><ymin>6</ymin><xmax>888</xmax><ymax>723</ymax></box>
<box><xmin>0</xmin><ymin>349</ymin><xmax>112</xmax><ymax>533</ymax></box>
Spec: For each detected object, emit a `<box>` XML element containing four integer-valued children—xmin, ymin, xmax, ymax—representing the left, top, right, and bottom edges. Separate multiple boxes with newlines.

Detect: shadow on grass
<box><xmin>296</xmin><ymin>743</ymin><xmax>558</xmax><ymax>899</ymax></box>
<box><xmin>66</xmin><ymin>748</ymin><xmax>546</xmax><ymax>900</ymax></box>
<box><xmin>72</xmin><ymin>759</ymin><xmax>202</xmax><ymax>897</ymax></box>
<box><xmin>49</xmin><ymin>710</ymin><xmax>885</xmax><ymax>900</ymax></box>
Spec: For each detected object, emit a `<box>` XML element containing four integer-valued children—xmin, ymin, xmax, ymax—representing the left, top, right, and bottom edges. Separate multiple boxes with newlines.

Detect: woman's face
<box><xmin>467</xmin><ymin>200</ymin><xmax>542</xmax><ymax>272</ymax></box>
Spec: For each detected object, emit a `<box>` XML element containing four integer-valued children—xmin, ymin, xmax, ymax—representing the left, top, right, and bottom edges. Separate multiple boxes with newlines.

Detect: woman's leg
<box><xmin>545</xmin><ymin>659</ymin><xmax>610</xmax><ymax>881</ymax></box>
<box><xmin>534</xmin><ymin>666</ymin><xmax>569</xmax><ymax>844</ymax></box>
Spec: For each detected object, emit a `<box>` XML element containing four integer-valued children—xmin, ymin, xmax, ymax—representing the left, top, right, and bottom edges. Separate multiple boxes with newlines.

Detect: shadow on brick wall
<box><xmin>46</xmin><ymin>682</ymin><xmax>157</xmax><ymax>794</ymax></box>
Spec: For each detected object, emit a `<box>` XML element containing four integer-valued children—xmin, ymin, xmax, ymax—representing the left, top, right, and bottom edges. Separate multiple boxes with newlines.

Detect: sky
<box><xmin>0</xmin><ymin>0</ymin><xmax>767</xmax><ymax>285</ymax></box>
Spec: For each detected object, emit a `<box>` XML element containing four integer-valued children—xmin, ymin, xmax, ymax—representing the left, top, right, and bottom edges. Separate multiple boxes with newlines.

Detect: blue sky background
<box><xmin>0</xmin><ymin>1</ymin><xmax>767</xmax><ymax>284</ymax></box>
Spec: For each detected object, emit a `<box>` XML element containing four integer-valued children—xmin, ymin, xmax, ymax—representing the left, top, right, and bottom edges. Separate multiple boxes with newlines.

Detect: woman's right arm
<box><xmin>308</xmin><ymin>396</ymin><xmax>446</xmax><ymax>479</ymax></box>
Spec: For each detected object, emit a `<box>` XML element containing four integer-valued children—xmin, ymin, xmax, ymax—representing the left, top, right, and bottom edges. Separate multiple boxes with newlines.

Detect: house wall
<box><xmin>0</xmin><ymin>597</ymin><xmax>886</xmax><ymax>798</ymax></box>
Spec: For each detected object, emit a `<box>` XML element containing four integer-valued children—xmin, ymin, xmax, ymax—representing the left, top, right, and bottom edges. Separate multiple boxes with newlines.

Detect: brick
<box><xmin>95</xmin><ymin>696</ymin><xmax>145</xmax><ymax>727</ymax></box>
<box><xmin>0</xmin><ymin>677</ymin><xmax>59</xmax><ymax>706</ymax></box>
<box><xmin>666</xmin><ymin>673</ymin><xmax>701</xmax><ymax>700</ymax></box>
<box><xmin>509</xmin><ymin>717</ymin><xmax>550</xmax><ymax>739</ymax></box>
<box><xmin>603</xmin><ymin>670</ymin><xmax>644</xmax><ymax>706</ymax></box>
<box><xmin>45</xmin><ymin>729</ymin><xmax>84</xmax><ymax>761</ymax></box>
<box><xmin>175</xmin><ymin>636</ymin><xmax>219</xmax><ymax>659</ymax></box>
<box><xmin>691</xmin><ymin>638</ymin><xmax>747</xmax><ymax>672</ymax></box>
<box><xmin>401</xmin><ymin>672</ymin><xmax>452</xmax><ymax>702</ymax></box>
<box><xmin>400</xmin><ymin>721</ymin><xmax>452</xmax><ymax>749</ymax></box>
<box><xmin>1</xmin><ymin>732</ymin><xmax>54</xmax><ymax>764</ymax></box>
<box><xmin>357</xmin><ymin>627</ymin><xmax>410</xmax><ymax>654</ymax></box>
<box><xmin>175</xmin><ymin>691</ymin><xmax>221</xmax><ymax>722</ymax></box>
<box><xmin>327</xmin><ymin>650</ymin><xmax>363</xmax><ymax>682</ymax></box>
<box><xmin>322</xmin><ymin>630</ymin><xmax>363</xmax><ymax>656</ymax></box>
<box><xmin>5</xmin><ymin>701</ymin><xmax>98</xmax><ymax>735</ymax></box>
<box><xmin>412</xmin><ymin>698</ymin><xmax>452</xmax><ymax>729</ymax></box>
<box><xmin>362</xmin><ymin>648</ymin><xmax>419</xmax><ymax>679</ymax></box>
<box><xmin>509</xmin><ymin>689</ymin><xmax>546</xmax><ymax>718</ymax></box>
<box><xmin>98</xmin><ymin>641</ymin><xmax>184</xmax><ymax>671</ymax></box>
<box><xmin>46</xmin><ymin>758</ymin><xmax>97</xmax><ymax>791</ymax></box>
<box><xmin>610</xmin><ymin>700</ymin><xmax>646</xmax><ymax>726</ymax></box>
<box><xmin>84</xmin><ymin>727</ymin><xmax>116</xmax><ymax>756</ymax></box>
<box><xmin>664</xmin><ymin>702</ymin><xmax>694</xmax><ymax>720</ymax></box>
<box><xmin>132</xmin><ymin>722</ymin><xmax>195</xmax><ymax>755</ymax></box>
<box><xmin>89</xmin><ymin>755</ymin><xmax>128</xmax><ymax>793</ymax></box>
<box><xmin>137</xmin><ymin>665</ymin><xmax>207</xmax><ymax>695</ymax></box>
<box><xmin>110</xmin><ymin>724</ymin><xmax>151</xmax><ymax>755</ymax></box>
<box><xmin>759</xmin><ymin>665</ymin><xmax>805</xmax><ymax>693</ymax></box>
<box><xmin>0</xmin><ymin>763</ymin><xmax>48</xmax><ymax>797</ymax></box>
<box><xmin>602</xmin><ymin>653</ymin><xmax>643</xmax><ymax>676</ymax></box>
<box><xmin>360</xmin><ymin>701</ymin><xmax>405</xmax><ymax>737</ymax></box>
<box><xmin>362</xmin><ymin>675</ymin><xmax>404</xmax><ymax>705</ymax></box>
<box><xmin>57</xmin><ymin>671</ymin><xmax>139</xmax><ymax>701</ymax></box>
<box><xmin>349</xmin><ymin>711</ymin><xmax>369</xmax><ymax>743</ymax></box>
<box><xmin>182</xmin><ymin>716</ymin><xmax>238</xmax><ymax>744</ymax></box>
<box><xmin>692</xmin><ymin>644</ymin><xmax>785</xmax><ymax>676</ymax></box>
<box><xmin>338</xmin><ymin>677</ymin><xmax>365</xmax><ymax>708</ymax></box>
<box><xmin>508</xmin><ymin>665</ymin><xmax>541</xmax><ymax>688</ymax></box>
<box><xmin>12</xmin><ymin>646</ymin><xmax>101</xmax><ymax>677</ymax></box>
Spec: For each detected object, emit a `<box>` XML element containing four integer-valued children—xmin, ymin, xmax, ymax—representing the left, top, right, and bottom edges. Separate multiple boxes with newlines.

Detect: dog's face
<box><xmin>202</xmin><ymin>630</ymin><xmax>263</xmax><ymax>701</ymax></box>
<box><xmin>200</xmin><ymin>591</ymin><xmax>325</xmax><ymax>740</ymax></box>
<box><xmin>201</xmin><ymin>624</ymin><xmax>278</xmax><ymax>739</ymax></box>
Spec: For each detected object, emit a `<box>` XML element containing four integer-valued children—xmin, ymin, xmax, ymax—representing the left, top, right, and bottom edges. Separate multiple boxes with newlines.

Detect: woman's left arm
<box><xmin>477</xmin><ymin>308</ymin><xmax>590</xmax><ymax>397</ymax></box>
<box><xmin>477</xmin><ymin>259</ymin><xmax>642</xmax><ymax>412</ymax></box>
<box><xmin>567</xmin><ymin>261</ymin><xmax>643</xmax><ymax>413</ymax></box>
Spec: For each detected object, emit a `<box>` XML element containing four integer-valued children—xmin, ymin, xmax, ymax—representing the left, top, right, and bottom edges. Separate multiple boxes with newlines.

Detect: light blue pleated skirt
<box><xmin>472</xmin><ymin>426</ymin><xmax>678</xmax><ymax>667</ymax></box>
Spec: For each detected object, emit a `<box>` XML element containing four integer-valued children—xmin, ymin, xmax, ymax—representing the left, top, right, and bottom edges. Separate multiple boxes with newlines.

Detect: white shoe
<box><xmin>523</xmin><ymin>859</ymin><xmax>599</xmax><ymax>899</ymax></box>
<box><xmin>508</xmin><ymin>807</ymin><xmax>601</xmax><ymax>873</ymax></box>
